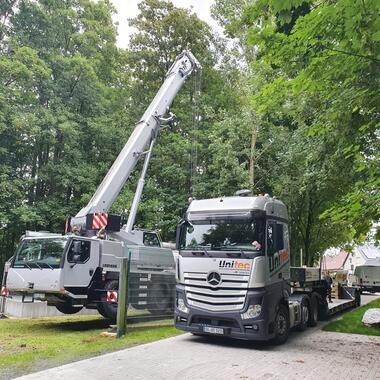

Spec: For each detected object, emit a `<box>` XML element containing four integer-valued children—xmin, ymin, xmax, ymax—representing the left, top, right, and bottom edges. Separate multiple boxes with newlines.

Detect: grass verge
<box><xmin>323</xmin><ymin>297</ymin><xmax>380</xmax><ymax>336</ymax></box>
<box><xmin>0</xmin><ymin>315</ymin><xmax>182</xmax><ymax>379</ymax></box>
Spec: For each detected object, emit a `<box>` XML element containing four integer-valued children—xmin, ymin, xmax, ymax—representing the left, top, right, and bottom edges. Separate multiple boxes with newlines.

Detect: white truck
<box><xmin>174</xmin><ymin>192</ymin><xmax>360</xmax><ymax>344</ymax></box>
<box><xmin>354</xmin><ymin>261</ymin><xmax>380</xmax><ymax>293</ymax></box>
<box><xmin>2</xmin><ymin>51</ymin><xmax>201</xmax><ymax>320</ymax></box>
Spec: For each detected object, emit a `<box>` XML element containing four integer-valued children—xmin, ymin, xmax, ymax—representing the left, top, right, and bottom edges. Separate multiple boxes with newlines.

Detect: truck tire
<box><xmin>295</xmin><ymin>296</ymin><xmax>309</xmax><ymax>331</ymax></box>
<box><xmin>308</xmin><ymin>293</ymin><xmax>319</xmax><ymax>327</ymax></box>
<box><xmin>272</xmin><ymin>304</ymin><xmax>290</xmax><ymax>345</ymax></box>
<box><xmin>147</xmin><ymin>283</ymin><xmax>171</xmax><ymax>315</ymax></box>
<box><xmin>98</xmin><ymin>279</ymin><xmax>119</xmax><ymax>322</ymax></box>
<box><xmin>318</xmin><ymin>299</ymin><xmax>329</xmax><ymax>321</ymax></box>
<box><xmin>55</xmin><ymin>302</ymin><xmax>83</xmax><ymax>315</ymax></box>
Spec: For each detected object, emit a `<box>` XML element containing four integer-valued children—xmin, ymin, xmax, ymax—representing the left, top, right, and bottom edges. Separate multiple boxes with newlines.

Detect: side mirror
<box><xmin>175</xmin><ymin>224</ymin><xmax>182</xmax><ymax>250</ymax></box>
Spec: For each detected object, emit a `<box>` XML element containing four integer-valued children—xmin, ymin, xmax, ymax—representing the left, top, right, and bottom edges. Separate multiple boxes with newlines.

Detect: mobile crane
<box><xmin>174</xmin><ymin>192</ymin><xmax>361</xmax><ymax>344</ymax></box>
<box><xmin>2</xmin><ymin>51</ymin><xmax>201</xmax><ymax>320</ymax></box>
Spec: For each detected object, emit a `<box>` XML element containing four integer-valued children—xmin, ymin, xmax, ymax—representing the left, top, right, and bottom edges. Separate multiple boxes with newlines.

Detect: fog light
<box><xmin>241</xmin><ymin>304</ymin><xmax>262</xmax><ymax>320</ymax></box>
<box><xmin>177</xmin><ymin>296</ymin><xmax>189</xmax><ymax>314</ymax></box>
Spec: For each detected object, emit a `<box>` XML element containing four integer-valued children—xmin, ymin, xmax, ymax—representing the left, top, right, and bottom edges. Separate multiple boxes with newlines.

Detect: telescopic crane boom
<box><xmin>71</xmin><ymin>51</ymin><xmax>201</xmax><ymax>231</ymax></box>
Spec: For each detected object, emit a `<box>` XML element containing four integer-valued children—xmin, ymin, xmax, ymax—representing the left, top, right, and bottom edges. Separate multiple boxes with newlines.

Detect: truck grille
<box><xmin>184</xmin><ymin>272</ymin><xmax>248</xmax><ymax>311</ymax></box>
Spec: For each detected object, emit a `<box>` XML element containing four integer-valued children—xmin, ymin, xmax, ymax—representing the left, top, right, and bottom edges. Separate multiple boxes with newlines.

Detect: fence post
<box><xmin>116</xmin><ymin>249</ymin><xmax>129</xmax><ymax>338</ymax></box>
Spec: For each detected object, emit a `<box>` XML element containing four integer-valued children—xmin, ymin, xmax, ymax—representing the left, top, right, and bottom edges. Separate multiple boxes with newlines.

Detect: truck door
<box><xmin>267</xmin><ymin>221</ymin><xmax>290</xmax><ymax>282</ymax></box>
<box><xmin>62</xmin><ymin>238</ymin><xmax>100</xmax><ymax>288</ymax></box>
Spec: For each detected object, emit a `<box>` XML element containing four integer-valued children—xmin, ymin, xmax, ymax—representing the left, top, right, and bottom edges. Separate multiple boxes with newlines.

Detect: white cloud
<box><xmin>110</xmin><ymin>0</ymin><xmax>220</xmax><ymax>48</ymax></box>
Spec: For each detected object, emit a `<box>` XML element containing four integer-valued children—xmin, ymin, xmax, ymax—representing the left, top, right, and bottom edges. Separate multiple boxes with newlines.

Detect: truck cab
<box><xmin>175</xmin><ymin>194</ymin><xmax>292</xmax><ymax>342</ymax></box>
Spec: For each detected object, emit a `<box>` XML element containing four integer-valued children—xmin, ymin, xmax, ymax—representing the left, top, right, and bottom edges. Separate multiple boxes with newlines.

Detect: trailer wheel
<box><xmin>308</xmin><ymin>293</ymin><xmax>319</xmax><ymax>327</ymax></box>
<box><xmin>98</xmin><ymin>279</ymin><xmax>119</xmax><ymax>322</ymax></box>
<box><xmin>55</xmin><ymin>302</ymin><xmax>83</xmax><ymax>315</ymax></box>
<box><xmin>147</xmin><ymin>283</ymin><xmax>171</xmax><ymax>315</ymax></box>
<box><xmin>355</xmin><ymin>290</ymin><xmax>361</xmax><ymax>307</ymax></box>
<box><xmin>295</xmin><ymin>297</ymin><xmax>309</xmax><ymax>331</ymax></box>
<box><xmin>272</xmin><ymin>304</ymin><xmax>289</xmax><ymax>345</ymax></box>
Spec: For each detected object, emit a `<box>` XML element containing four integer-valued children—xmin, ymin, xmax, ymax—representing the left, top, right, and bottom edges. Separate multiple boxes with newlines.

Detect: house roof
<box><xmin>356</xmin><ymin>245</ymin><xmax>380</xmax><ymax>260</ymax></box>
<box><xmin>323</xmin><ymin>250</ymin><xmax>349</xmax><ymax>271</ymax></box>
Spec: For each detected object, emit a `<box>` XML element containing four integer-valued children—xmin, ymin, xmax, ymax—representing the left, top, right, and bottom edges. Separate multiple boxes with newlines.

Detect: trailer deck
<box><xmin>326</xmin><ymin>285</ymin><xmax>359</xmax><ymax>316</ymax></box>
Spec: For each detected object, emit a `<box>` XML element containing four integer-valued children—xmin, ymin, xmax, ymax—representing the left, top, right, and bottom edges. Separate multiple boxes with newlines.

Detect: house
<box><xmin>322</xmin><ymin>245</ymin><xmax>380</xmax><ymax>274</ymax></box>
<box><xmin>322</xmin><ymin>250</ymin><xmax>349</xmax><ymax>272</ymax></box>
<box><xmin>343</xmin><ymin>245</ymin><xmax>380</xmax><ymax>275</ymax></box>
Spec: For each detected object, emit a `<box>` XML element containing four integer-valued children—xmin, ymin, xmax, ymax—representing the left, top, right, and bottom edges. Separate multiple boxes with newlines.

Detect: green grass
<box><xmin>323</xmin><ymin>298</ymin><xmax>380</xmax><ymax>336</ymax></box>
<box><xmin>0</xmin><ymin>315</ymin><xmax>182</xmax><ymax>379</ymax></box>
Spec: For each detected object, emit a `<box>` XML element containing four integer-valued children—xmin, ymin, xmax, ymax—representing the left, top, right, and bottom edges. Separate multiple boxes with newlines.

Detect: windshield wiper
<box><xmin>191</xmin><ymin>247</ymin><xmax>212</xmax><ymax>257</ymax></box>
<box><xmin>40</xmin><ymin>262</ymin><xmax>55</xmax><ymax>270</ymax></box>
<box><xmin>23</xmin><ymin>262</ymin><xmax>32</xmax><ymax>270</ymax></box>
<box><xmin>225</xmin><ymin>249</ymin><xmax>249</xmax><ymax>258</ymax></box>
<box><xmin>34</xmin><ymin>262</ymin><xmax>43</xmax><ymax>270</ymax></box>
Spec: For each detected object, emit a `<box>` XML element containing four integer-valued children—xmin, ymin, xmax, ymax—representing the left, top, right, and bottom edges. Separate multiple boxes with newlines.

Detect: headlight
<box><xmin>177</xmin><ymin>296</ymin><xmax>189</xmax><ymax>314</ymax></box>
<box><xmin>241</xmin><ymin>304</ymin><xmax>262</xmax><ymax>320</ymax></box>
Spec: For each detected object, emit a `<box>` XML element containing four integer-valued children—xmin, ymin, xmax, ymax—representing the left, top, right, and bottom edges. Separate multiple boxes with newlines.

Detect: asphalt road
<box><xmin>15</xmin><ymin>295</ymin><xmax>380</xmax><ymax>380</ymax></box>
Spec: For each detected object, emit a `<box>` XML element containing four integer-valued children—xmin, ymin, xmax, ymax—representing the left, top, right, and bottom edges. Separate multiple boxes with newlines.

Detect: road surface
<box><xmin>15</xmin><ymin>295</ymin><xmax>380</xmax><ymax>380</ymax></box>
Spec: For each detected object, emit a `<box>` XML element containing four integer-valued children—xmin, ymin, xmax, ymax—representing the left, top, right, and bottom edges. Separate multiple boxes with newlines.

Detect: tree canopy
<box><xmin>0</xmin><ymin>0</ymin><xmax>378</xmax><ymax>273</ymax></box>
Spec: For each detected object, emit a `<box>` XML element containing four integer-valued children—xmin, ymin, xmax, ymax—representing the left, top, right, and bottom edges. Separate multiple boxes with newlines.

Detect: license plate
<box><xmin>203</xmin><ymin>326</ymin><xmax>224</xmax><ymax>335</ymax></box>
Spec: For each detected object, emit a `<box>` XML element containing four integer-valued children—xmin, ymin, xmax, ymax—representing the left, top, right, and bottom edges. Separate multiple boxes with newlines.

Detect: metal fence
<box><xmin>115</xmin><ymin>253</ymin><xmax>176</xmax><ymax>337</ymax></box>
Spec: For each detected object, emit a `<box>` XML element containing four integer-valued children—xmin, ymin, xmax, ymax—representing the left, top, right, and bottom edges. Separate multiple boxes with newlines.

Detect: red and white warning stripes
<box><xmin>106</xmin><ymin>290</ymin><xmax>118</xmax><ymax>303</ymax></box>
<box><xmin>92</xmin><ymin>212</ymin><xmax>108</xmax><ymax>230</ymax></box>
<box><xmin>1</xmin><ymin>287</ymin><xmax>9</xmax><ymax>297</ymax></box>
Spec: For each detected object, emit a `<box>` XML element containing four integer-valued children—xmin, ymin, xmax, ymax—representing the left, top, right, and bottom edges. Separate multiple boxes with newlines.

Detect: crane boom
<box><xmin>72</xmin><ymin>51</ymin><xmax>200</xmax><ymax>228</ymax></box>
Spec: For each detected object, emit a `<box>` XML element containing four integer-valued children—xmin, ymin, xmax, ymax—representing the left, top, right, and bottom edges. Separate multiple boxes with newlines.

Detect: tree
<box><xmin>0</xmin><ymin>0</ymin><xmax>126</xmax><ymax>273</ymax></box>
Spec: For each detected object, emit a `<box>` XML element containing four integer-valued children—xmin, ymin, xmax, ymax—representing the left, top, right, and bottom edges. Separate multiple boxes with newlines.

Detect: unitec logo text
<box><xmin>219</xmin><ymin>260</ymin><xmax>251</xmax><ymax>270</ymax></box>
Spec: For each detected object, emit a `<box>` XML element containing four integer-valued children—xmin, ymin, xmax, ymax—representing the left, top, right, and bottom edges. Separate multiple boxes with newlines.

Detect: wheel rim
<box><xmin>277</xmin><ymin>313</ymin><xmax>287</xmax><ymax>335</ymax></box>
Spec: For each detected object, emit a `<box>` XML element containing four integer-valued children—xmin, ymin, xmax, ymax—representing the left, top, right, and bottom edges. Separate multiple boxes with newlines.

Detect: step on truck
<box><xmin>174</xmin><ymin>192</ymin><xmax>360</xmax><ymax>344</ymax></box>
<box><xmin>2</xmin><ymin>51</ymin><xmax>201</xmax><ymax>320</ymax></box>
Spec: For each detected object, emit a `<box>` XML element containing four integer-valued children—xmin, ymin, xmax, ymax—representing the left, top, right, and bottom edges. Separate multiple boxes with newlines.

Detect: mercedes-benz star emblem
<box><xmin>207</xmin><ymin>272</ymin><xmax>222</xmax><ymax>286</ymax></box>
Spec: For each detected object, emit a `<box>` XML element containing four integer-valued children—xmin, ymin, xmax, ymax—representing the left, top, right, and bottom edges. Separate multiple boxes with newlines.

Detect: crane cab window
<box><xmin>67</xmin><ymin>240</ymin><xmax>91</xmax><ymax>263</ymax></box>
<box><xmin>143</xmin><ymin>233</ymin><xmax>160</xmax><ymax>247</ymax></box>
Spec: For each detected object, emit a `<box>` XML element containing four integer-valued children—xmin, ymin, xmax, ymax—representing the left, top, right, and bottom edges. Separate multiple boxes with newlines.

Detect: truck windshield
<box><xmin>13</xmin><ymin>238</ymin><xmax>68</xmax><ymax>269</ymax></box>
<box><xmin>180</xmin><ymin>219</ymin><xmax>265</xmax><ymax>252</ymax></box>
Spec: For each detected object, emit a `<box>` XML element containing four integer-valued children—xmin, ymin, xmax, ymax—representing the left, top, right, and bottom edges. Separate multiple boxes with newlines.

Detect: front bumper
<box><xmin>175</xmin><ymin>285</ymin><xmax>275</xmax><ymax>341</ymax></box>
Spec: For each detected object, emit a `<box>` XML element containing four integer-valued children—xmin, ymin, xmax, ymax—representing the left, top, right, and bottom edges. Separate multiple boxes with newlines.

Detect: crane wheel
<box><xmin>97</xmin><ymin>279</ymin><xmax>119</xmax><ymax>322</ymax></box>
<box><xmin>55</xmin><ymin>302</ymin><xmax>83</xmax><ymax>315</ymax></box>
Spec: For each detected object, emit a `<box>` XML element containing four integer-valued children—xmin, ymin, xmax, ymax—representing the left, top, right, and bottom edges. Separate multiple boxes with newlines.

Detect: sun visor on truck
<box><xmin>186</xmin><ymin>209</ymin><xmax>266</xmax><ymax>223</ymax></box>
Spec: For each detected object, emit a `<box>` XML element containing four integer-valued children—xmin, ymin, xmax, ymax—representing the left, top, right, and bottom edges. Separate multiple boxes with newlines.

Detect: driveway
<box><xmin>15</xmin><ymin>295</ymin><xmax>380</xmax><ymax>380</ymax></box>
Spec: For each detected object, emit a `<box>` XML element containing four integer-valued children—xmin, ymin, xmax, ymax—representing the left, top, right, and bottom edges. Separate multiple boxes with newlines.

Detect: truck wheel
<box><xmin>295</xmin><ymin>297</ymin><xmax>309</xmax><ymax>331</ymax></box>
<box><xmin>98</xmin><ymin>279</ymin><xmax>119</xmax><ymax>322</ymax></box>
<box><xmin>272</xmin><ymin>304</ymin><xmax>289</xmax><ymax>345</ymax></box>
<box><xmin>308</xmin><ymin>293</ymin><xmax>319</xmax><ymax>327</ymax></box>
<box><xmin>147</xmin><ymin>283</ymin><xmax>171</xmax><ymax>315</ymax></box>
<box><xmin>55</xmin><ymin>302</ymin><xmax>83</xmax><ymax>315</ymax></box>
<box><xmin>318</xmin><ymin>299</ymin><xmax>329</xmax><ymax>321</ymax></box>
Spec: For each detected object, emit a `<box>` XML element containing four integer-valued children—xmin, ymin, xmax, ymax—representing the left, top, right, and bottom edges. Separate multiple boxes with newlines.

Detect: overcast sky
<box><xmin>110</xmin><ymin>0</ymin><xmax>220</xmax><ymax>48</ymax></box>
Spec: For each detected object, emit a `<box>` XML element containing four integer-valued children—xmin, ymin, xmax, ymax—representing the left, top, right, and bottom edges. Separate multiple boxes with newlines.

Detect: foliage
<box><xmin>323</xmin><ymin>297</ymin><xmax>380</xmax><ymax>337</ymax></box>
<box><xmin>213</xmin><ymin>0</ymin><xmax>380</xmax><ymax>264</ymax></box>
<box><xmin>0</xmin><ymin>0</ymin><xmax>378</xmax><ymax>271</ymax></box>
